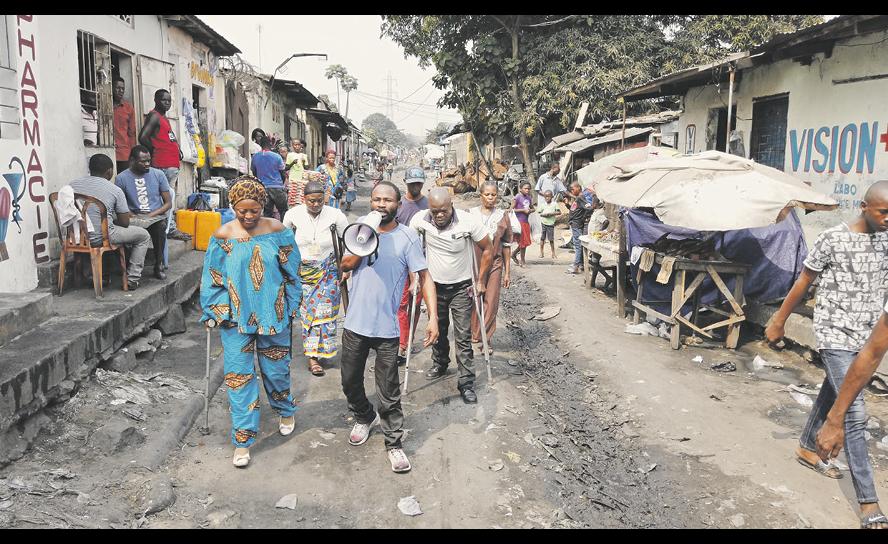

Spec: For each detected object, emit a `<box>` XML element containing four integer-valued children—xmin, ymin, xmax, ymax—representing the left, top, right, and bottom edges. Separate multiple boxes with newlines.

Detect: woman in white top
<box><xmin>469</xmin><ymin>181</ymin><xmax>513</xmax><ymax>352</ymax></box>
<box><xmin>282</xmin><ymin>181</ymin><xmax>350</xmax><ymax>376</ymax></box>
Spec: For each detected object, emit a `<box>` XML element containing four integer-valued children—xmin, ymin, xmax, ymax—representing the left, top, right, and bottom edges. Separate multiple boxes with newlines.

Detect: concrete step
<box><xmin>37</xmin><ymin>238</ymin><xmax>194</xmax><ymax>289</ymax></box>
<box><xmin>0</xmin><ymin>292</ymin><xmax>54</xmax><ymax>348</ymax></box>
<box><xmin>0</xmin><ymin>250</ymin><xmax>204</xmax><ymax>435</ymax></box>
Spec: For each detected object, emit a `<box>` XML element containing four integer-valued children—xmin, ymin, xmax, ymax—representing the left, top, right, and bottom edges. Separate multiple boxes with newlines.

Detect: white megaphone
<box><xmin>342</xmin><ymin>210</ymin><xmax>382</xmax><ymax>257</ymax></box>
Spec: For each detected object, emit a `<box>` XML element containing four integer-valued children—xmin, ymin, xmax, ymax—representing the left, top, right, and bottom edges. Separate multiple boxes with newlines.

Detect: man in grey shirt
<box><xmin>534</xmin><ymin>162</ymin><xmax>566</xmax><ymax>208</ymax></box>
<box><xmin>69</xmin><ymin>154</ymin><xmax>151</xmax><ymax>289</ymax></box>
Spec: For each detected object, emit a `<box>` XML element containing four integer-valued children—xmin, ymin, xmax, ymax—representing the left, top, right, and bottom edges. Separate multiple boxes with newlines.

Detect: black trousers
<box><xmin>263</xmin><ymin>187</ymin><xmax>288</xmax><ymax>219</ymax></box>
<box><xmin>144</xmin><ymin>218</ymin><xmax>168</xmax><ymax>270</ymax></box>
<box><xmin>339</xmin><ymin>329</ymin><xmax>403</xmax><ymax>449</ymax></box>
<box><xmin>431</xmin><ymin>280</ymin><xmax>475</xmax><ymax>391</ymax></box>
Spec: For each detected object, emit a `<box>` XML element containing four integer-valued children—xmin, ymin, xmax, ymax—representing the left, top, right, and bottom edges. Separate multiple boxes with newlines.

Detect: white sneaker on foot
<box><xmin>349</xmin><ymin>413</ymin><xmax>380</xmax><ymax>446</ymax></box>
<box><xmin>279</xmin><ymin>416</ymin><xmax>295</xmax><ymax>436</ymax></box>
<box><xmin>388</xmin><ymin>447</ymin><xmax>411</xmax><ymax>473</ymax></box>
<box><xmin>233</xmin><ymin>448</ymin><xmax>250</xmax><ymax>468</ymax></box>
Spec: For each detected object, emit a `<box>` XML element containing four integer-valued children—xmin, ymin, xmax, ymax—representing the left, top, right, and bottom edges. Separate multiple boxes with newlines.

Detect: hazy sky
<box><xmin>199</xmin><ymin>15</ymin><xmax>462</xmax><ymax>139</ymax></box>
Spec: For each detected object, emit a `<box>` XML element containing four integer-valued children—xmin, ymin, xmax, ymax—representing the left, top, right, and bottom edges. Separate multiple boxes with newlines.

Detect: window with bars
<box><xmin>114</xmin><ymin>15</ymin><xmax>134</xmax><ymax>27</ymax></box>
<box><xmin>77</xmin><ymin>30</ymin><xmax>113</xmax><ymax>148</ymax></box>
<box><xmin>0</xmin><ymin>15</ymin><xmax>20</xmax><ymax>140</ymax></box>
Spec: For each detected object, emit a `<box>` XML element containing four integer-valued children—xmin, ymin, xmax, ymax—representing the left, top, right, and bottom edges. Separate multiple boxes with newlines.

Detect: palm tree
<box><xmin>324</xmin><ymin>64</ymin><xmax>348</xmax><ymax>111</ymax></box>
<box><xmin>341</xmin><ymin>75</ymin><xmax>359</xmax><ymax>119</ymax></box>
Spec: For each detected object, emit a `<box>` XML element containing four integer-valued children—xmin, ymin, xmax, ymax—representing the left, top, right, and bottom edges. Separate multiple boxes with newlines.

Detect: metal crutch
<box><xmin>454</xmin><ymin>232</ymin><xmax>492</xmax><ymax>391</ymax></box>
<box><xmin>200</xmin><ymin>319</ymin><xmax>217</xmax><ymax>435</ymax></box>
<box><xmin>403</xmin><ymin>230</ymin><xmax>427</xmax><ymax>396</ymax></box>
<box><xmin>402</xmin><ymin>274</ymin><xmax>420</xmax><ymax>396</ymax></box>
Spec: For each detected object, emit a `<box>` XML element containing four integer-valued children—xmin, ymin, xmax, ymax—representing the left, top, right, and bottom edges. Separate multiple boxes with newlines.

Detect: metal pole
<box><xmin>330</xmin><ymin>224</ymin><xmax>349</xmax><ymax>314</ymax></box>
<box><xmin>200</xmin><ymin>321</ymin><xmax>215</xmax><ymax>435</ymax></box>
<box><xmin>402</xmin><ymin>275</ymin><xmax>420</xmax><ymax>396</ymax></box>
<box><xmin>621</xmin><ymin>100</ymin><xmax>627</xmax><ymax>151</ymax></box>
<box><xmin>465</xmin><ymin>236</ymin><xmax>492</xmax><ymax>390</ymax></box>
<box><xmin>726</xmin><ymin>65</ymin><xmax>735</xmax><ymax>153</ymax></box>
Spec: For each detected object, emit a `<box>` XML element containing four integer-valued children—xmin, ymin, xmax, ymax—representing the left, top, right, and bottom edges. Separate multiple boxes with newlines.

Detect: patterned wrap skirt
<box><xmin>298</xmin><ymin>253</ymin><xmax>341</xmax><ymax>358</ymax></box>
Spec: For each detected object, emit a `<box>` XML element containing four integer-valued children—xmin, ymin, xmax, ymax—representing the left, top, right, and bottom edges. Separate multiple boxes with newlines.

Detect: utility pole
<box><xmin>257</xmin><ymin>24</ymin><xmax>262</xmax><ymax>73</ymax></box>
<box><xmin>383</xmin><ymin>72</ymin><xmax>397</xmax><ymax>120</ymax></box>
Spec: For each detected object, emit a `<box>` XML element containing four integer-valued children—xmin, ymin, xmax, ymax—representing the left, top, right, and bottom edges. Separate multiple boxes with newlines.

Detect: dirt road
<box><xmin>3</xmin><ymin>169</ymin><xmax>887</xmax><ymax>528</ymax></box>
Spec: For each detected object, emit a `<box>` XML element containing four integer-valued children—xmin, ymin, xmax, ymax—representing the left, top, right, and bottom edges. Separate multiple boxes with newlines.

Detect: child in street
<box><xmin>537</xmin><ymin>190</ymin><xmax>559</xmax><ymax>259</ymax></box>
<box><xmin>766</xmin><ymin>180</ymin><xmax>888</xmax><ymax>529</ymax></box>
<box><xmin>511</xmin><ymin>181</ymin><xmax>534</xmax><ymax>267</ymax></box>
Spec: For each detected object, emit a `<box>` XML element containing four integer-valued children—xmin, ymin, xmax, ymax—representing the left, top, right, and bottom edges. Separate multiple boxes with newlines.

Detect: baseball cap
<box><xmin>404</xmin><ymin>166</ymin><xmax>426</xmax><ymax>184</ymax></box>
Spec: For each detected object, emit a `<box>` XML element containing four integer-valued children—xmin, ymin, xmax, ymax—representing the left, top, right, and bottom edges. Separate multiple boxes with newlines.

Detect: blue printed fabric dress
<box><xmin>200</xmin><ymin>229</ymin><xmax>302</xmax><ymax>447</ymax></box>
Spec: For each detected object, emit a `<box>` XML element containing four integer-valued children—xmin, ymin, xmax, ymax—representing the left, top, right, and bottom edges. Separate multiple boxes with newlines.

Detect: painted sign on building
<box><xmin>788</xmin><ymin>120</ymin><xmax>888</xmax><ymax>211</ymax></box>
<box><xmin>0</xmin><ymin>15</ymin><xmax>48</xmax><ymax>292</ymax></box>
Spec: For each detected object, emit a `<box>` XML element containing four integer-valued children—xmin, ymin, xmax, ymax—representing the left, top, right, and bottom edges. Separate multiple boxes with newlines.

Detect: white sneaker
<box><xmin>388</xmin><ymin>447</ymin><xmax>412</xmax><ymax>473</ymax></box>
<box><xmin>279</xmin><ymin>416</ymin><xmax>295</xmax><ymax>436</ymax></box>
<box><xmin>349</xmin><ymin>413</ymin><xmax>380</xmax><ymax>446</ymax></box>
<box><xmin>233</xmin><ymin>448</ymin><xmax>250</xmax><ymax>468</ymax></box>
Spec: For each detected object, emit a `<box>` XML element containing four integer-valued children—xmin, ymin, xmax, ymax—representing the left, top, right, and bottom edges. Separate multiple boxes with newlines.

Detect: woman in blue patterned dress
<box><xmin>315</xmin><ymin>149</ymin><xmax>346</xmax><ymax>208</ymax></box>
<box><xmin>200</xmin><ymin>176</ymin><xmax>302</xmax><ymax>468</ymax></box>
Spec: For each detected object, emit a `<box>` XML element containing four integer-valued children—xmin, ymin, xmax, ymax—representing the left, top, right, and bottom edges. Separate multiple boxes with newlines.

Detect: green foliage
<box><xmin>361</xmin><ymin>112</ymin><xmax>410</xmax><ymax>149</ymax></box>
<box><xmin>425</xmin><ymin>122</ymin><xmax>454</xmax><ymax>144</ymax></box>
<box><xmin>381</xmin><ymin>15</ymin><xmax>824</xmax><ymax>149</ymax></box>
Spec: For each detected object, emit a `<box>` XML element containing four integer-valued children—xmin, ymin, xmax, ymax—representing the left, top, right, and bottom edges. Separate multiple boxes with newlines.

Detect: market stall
<box><xmin>581</xmin><ymin>150</ymin><xmax>838</xmax><ymax>348</ymax></box>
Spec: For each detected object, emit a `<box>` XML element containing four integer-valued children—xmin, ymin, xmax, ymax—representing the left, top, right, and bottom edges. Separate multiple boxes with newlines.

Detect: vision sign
<box><xmin>788</xmin><ymin>121</ymin><xmax>888</xmax><ymax>210</ymax></box>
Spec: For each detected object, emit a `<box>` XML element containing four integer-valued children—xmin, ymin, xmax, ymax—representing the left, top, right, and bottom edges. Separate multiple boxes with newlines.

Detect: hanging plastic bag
<box><xmin>194</xmin><ymin>134</ymin><xmax>206</xmax><ymax>168</ymax></box>
<box><xmin>219</xmin><ymin>130</ymin><xmax>245</xmax><ymax>148</ymax></box>
<box><xmin>529</xmin><ymin>211</ymin><xmax>542</xmax><ymax>243</ymax></box>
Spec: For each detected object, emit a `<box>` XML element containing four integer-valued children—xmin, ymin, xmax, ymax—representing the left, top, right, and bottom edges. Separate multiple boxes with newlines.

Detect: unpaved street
<box><xmin>3</xmin><ymin>172</ymin><xmax>888</xmax><ymax>528</ymax></box>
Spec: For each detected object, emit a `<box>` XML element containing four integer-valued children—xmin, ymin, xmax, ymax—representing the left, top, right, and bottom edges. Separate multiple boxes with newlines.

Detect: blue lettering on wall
<box><xmin>789</xmin><ymin>129</ymin><xmax>806</xmax><ymax>172</ymax></box>
<box><xmin>839</xmin><ymin>124</ymin><xmax>857</xmax><ymax>174</ymax></box>
<box><xmin>857</xmin><ymin>122</ymin><xmax>878</xmax><ymax>174</ymax></box>
<box><xmin>812</xmin><ymin>127</ymin><xmax>830</xmax><ymax>173</ymax></box>
<box><xmin>790</xmin><ymin>121</ymin><xmax>883</xmax><ymax>175</ymax></box>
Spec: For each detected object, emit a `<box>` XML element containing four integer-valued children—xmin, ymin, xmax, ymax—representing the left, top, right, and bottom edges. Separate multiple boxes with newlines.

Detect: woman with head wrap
<box><xmin>315</xmin><ymin>149</ymin><xmax>346</xmax><ymax>209</ymax></box>
<box><xmin>469</xmin><ymin>181</ymin><xmax>512</xmax><ymax>353</ymax></box>
<box><xmin>282</xmin><ymin>181</ymin><xmax>349</xmax><ymax>376</ymax></box>
<box><xmin>199</xmin><ymin>175</ymin><xmax>302</xmax><ymax>468</ymax></box>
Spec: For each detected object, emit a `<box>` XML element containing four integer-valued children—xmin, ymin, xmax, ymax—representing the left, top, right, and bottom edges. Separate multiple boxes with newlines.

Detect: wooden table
<box><xmin>580</xmin><ymin>233</ymin><xmax>631</xmax><ymax>318</ymax></box>
<box><xmin>631</xmin><ymin>250</ymin><xmax>750</xmax><ymax>350</ymax></box>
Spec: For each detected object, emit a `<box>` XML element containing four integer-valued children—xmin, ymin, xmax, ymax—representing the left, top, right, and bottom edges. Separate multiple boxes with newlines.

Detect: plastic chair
<box><xmin>49</xmin><ymin>192</ymin><xmax>128</xmax><ymax>298</ymax></box>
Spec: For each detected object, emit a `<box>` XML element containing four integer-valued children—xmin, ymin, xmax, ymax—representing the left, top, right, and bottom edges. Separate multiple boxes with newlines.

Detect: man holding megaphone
<box><xmin>338</xmin><ymin>182</ymin><xmax>439</xmax><ymax>473</ymax></box>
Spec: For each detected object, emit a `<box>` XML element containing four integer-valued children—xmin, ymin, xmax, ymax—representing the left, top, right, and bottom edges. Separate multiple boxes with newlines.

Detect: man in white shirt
<box><xmin>409</xmin><ymin>187</ymin><xmax>494</xmax><ymax>403</ymax></box>
<box><xmin>282</xmin><ymin>181</ymin><xmax>349</xmax><ymax>376</ymax></box>
<box><xmin>534</xmin><ymin>162</ymin><xmax>566</xmax><ymax>208</ymax></box>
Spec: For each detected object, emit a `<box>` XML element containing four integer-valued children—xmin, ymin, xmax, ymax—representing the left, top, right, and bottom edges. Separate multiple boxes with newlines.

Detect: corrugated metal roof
<box><xmin>554</xmin><ymin>127</ymin><xmax>652</xmax><ymax>154</ymax></box>
<box><xmin>161</xmin><ymin>16</ymin><xmax>241</xmax><ymax>56</ymax></box>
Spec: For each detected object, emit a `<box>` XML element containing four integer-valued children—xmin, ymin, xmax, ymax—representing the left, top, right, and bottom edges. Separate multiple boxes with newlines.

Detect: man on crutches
<box><xmin>409</xmin><ymin>188</ymin><xmax>493</xmax><ymax>404</ymax></box>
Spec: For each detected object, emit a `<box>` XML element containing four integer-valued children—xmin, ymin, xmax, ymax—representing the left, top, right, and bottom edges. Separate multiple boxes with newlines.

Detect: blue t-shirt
<box><xmin>115</xmin><ymin>167</ymin><xmax>170</xmax><ymax>214</ymax></box>
<box><xmin>344</xmin><ymin>222</ymin><xmax>427</xmax><ymax>338</ymax></box>
<box><xmin>251</xmin><ymin>151</ymin><xmax>285</xmax><ymax>188</ymax></box>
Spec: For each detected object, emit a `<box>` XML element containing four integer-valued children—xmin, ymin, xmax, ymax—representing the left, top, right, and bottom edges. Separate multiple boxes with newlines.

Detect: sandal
<box><xmin>860</xmin><ymin>510</ymin><xmax>888</xmax><ymax>529</ymax></box>
<box><xmin>797</xmin><ymin>456</ymin><xmax>843</xmax><ymax>479</ymax></box>
<box><xmin>309</xmin><ymin>359</ymin><xmax>325</xmax><ymax>377</ymax></box>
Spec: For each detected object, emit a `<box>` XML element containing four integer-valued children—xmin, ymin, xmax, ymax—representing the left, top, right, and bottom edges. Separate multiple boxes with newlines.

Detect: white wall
<box><xmin>678</xmin><ymin>29</ymin><xmax>888</xmax><ymax>240</ymax></box>
<box><xmin>0</xmin><ymin>16</ymin><xmax>48</xmax><ymax>291</ymax></box>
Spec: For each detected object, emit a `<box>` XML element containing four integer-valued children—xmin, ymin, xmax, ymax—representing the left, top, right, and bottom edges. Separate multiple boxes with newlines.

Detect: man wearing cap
<box><xmin>396</xmin><ymin>166</ymin><xmax>430</xmax><ymax>365</ymax></box>
<box><xmin>409</xmin><ymin>187</ymin><xmax>494</xmax><ymax>404</ymax></box>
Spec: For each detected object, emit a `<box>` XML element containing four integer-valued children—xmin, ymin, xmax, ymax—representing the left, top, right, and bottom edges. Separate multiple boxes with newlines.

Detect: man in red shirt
<box><xmin>113</xmin><ymin>77</ymin><xmax>136</xmax><ymax>175</ymax></box>
<box><xmin>138</xmin><ymin>89</ymin><xmax>182</xmax><ymax>188</ymax></box>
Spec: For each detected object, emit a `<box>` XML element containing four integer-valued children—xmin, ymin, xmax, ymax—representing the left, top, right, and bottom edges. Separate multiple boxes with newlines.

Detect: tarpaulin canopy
<box><xmin>577</xmin><ymin>145</ymin><xmax>679</xmax><ymax>191</ymax></box>
<box><xmin>593</xmin><ymin>150</ymin><xmax>837</xmax><ymax>231</ymax></box>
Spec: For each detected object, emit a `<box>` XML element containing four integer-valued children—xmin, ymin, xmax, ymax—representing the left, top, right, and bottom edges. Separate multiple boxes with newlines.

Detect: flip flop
<box><xmin>797</xmin><ymin>456</ymin><xmax>843</xmax><ymax>479</ymax></box>
<box><xmin>861</xmin><ymin>510</ymin><xmax>888</xmax><ymax>529</ymax></box>
<box><xmin>309</xmin><ymin>360</ymin><xmax>325</xmax><ymax>377</ymax></box>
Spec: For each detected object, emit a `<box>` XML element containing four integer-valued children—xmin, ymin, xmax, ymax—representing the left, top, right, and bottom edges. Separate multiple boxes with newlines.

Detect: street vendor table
<box><xmin>631</xmin><ymin>250</ymin><xmax>750</xmax><ymax>350</ymax></box>
<box><xmin>579</xmin><ymin>232</ymin><xmax>630</xmax><ymax>318</ymax></box>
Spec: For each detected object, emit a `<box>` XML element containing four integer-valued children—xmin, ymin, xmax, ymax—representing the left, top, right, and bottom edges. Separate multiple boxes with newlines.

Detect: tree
<box><xmin>361</xmin><ymin>112</ymin><xmax>409</xmax><ymax>150</ymax></box>
<box><xmin>324</xmin><ymin>64</ymin><xmax>349</xmax><ymax>111</ymax></box>
<box><xmin>381</xmin><ymin>15</ymin><xmax>823</xmax><ymax>177</ymax></box>
<box><xmin>425</xmin><ymin>122</ymin><xmax>454</xmax><ymax>144</ymax></box>
<box><xmin>341</xmin><ymin>74</ymin><xmax>359</xmax><ymax>119</ymax></box>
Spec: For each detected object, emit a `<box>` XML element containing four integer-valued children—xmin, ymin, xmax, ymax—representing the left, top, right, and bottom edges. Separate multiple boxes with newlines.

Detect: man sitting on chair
<box><xmin>69</xmin><ymin>153</ymin><xmax>150</xmax><ymax>289</ymax></box>
<box><xmin>115</xmin><ymin>145</ymin><xmax>172</xmax><ymax>280</ymax></box>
